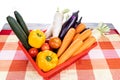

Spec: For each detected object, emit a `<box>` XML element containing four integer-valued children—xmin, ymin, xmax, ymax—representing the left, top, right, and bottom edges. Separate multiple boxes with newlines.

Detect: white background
<box><xmin>0</xmin><ymin>0</ymin><xmax>120</xmax><ymax>32</ymax></box>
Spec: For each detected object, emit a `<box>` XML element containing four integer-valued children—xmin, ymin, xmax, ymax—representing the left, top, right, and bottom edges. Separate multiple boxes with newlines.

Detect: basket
<box><xmin>18</xmin><ymin>41</ymin><xmax>97</xmax><ymax>79</ymax></box>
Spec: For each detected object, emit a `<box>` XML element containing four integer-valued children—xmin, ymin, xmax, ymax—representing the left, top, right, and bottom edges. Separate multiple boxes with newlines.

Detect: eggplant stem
<box><xmin>77</xmin><ymin>17</ymin><xmax>82</xmax><ymax>24</ymax></box>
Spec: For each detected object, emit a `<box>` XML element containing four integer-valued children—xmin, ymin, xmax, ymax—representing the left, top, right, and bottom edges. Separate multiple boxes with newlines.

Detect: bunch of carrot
<box><xmin>57</xmin><ymin>23</ymin><xmax>96</xmax><ymax>64</ymax></box>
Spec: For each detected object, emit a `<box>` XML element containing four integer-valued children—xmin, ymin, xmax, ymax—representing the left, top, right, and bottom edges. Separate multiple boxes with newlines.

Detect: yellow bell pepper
<box><xmin>36</xmin><ymin>50</ymin><xmax>58</xmax><ymax>72</ymax></box>
<box><xmin>28</xmin><ymin>29</ymin><xmax>46</xmax><ymax>48</ymax></box>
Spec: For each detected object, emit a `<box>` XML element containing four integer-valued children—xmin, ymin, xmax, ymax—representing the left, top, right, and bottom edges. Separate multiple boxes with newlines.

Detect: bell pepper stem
<box><xmin>46</xmin><ymin>56</ymin><xmax>52</xmax><ymax>62</ymax></box>
<box><xmin>37</xmin><ymin>33</ymin><xmax>42</xmax><ymax>37</ymax></box>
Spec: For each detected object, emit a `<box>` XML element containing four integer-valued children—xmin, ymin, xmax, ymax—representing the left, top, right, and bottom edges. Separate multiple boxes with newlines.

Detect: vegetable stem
<box><xmin>97</xmin><ymin>22</ymin><xmax>110</xmax><ymax>34</ymax></box>
<box><xmin>46</xmin><ymin>56</ymin><xmax>52</xmax><ymax>62</ymax></box>
<box><xmin>57</xmin><ymin>7</ymin><xmax>59</xmax><ymax>12</ymax></box>
<box><xmin>62</xmin><ymin>9</ymin><xmax>70</xmax><ymax>14</ymax></box>
<box><xmin>92</xmin><ymin>22</ymin><xmax>110</xmax><ymax>40</ymax></box>
<box><xmin>37</xmin><ymin>33</ymin><xmax>42</xmax><ymax>37</ymax></box>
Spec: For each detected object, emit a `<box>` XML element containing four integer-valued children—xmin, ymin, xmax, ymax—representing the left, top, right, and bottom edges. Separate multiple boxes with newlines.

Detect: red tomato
<box><xmin>49</xmin><ymin>37</ymin><xmax>62</xmax><ymax>49</ymax></box>
<box><xmin>28</xmin><ymin>48</ymin><xmax>39</xmax><ymax>58</ymax></box>
<box><xmin>41</xmin><ymin>43</ymin><xmax>50</xmax><ymax>51</ymax></box>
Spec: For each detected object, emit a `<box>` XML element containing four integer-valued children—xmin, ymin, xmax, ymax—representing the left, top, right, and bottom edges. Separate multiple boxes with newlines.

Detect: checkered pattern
<box><xmin>0</xmin><ymin>29</ymin><xmax>120</xmax><ymax>80</ymax></box>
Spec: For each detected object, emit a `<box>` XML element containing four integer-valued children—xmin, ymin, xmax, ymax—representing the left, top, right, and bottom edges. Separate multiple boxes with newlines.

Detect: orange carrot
<box><xmin>73</xmin><ymin>33</ymin><xmax>80</xmax><ymax>41</ymax></box>
<box><xmin>75</xmin><ymin>23</ymin><xmax>86</xmax><ymax>33</ymax></box>
<box><xmin>72</xmin><ymin>36</ymin><xmax>96</xmax><ymax>56</ymax></box>
<box><xmin>58</xmin><ymin>39</ymin><xmax>83</xmax><ymax>64</ymax></box>
<box><xmin>57</xmin><ymin>28</ymin><xmax>76</xmax><ymax>57</ymax></box>
<box><xmin>73</xmin><ymin>29</ymin><xmax>92</xmax><ymax>41</ymax></box>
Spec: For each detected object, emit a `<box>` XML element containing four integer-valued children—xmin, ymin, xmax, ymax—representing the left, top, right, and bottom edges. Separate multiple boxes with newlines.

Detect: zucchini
<box><xmin>6</xmin><ymin>16</ymin><xmax>31</xmax><ymax>50</ymax></box>
<box><xmin>14</xmin><ymin>11</ymin><xmax>29</xmax><ymax>36</ymax></box>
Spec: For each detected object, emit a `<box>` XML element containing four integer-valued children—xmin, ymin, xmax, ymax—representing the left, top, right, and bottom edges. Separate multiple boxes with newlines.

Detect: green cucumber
<box><xmin>6</xmin><ymin>16</ymin><xmax>31</xmax><ymax>50</ymax></box>
<box><xmin>14</xmin><ymin>11</ymin><xmax>29</xmax><ymax>36</ymax></box>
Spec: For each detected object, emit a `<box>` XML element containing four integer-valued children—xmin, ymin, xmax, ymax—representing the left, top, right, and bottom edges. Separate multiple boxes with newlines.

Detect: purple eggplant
<box><xmin>59</xmin><ymin>10</ymin><xmax>79</xmax><ymax>40</ymax></box>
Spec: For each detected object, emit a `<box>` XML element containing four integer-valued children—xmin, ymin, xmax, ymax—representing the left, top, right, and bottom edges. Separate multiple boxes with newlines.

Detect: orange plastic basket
<box><xmin>18</xmin><ymin>41</ymin><xmax>97</xmax><ymax>79</ymax></box>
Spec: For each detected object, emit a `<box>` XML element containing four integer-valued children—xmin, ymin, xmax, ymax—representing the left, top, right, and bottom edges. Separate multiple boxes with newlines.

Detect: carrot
<box><xmin>72</xmin><ymin>36</ymin><xmax>96</xmax><ymax>56</ymax></box>
<box><xmin>57</xmin><ymin>28</ymin><xmax>76</xmax><ymax>57</ymax></box>
<box><xmin>58</xmin><ymin>39</ymin><xmax>83</xmax><ymax>64</ymax></box>
<box><xmin>73</xmin><ymin>29</ymin><xmax>92</xmax><ymax>41</ymax></box>
<box><xmin>73</xmin><ymin>33</ymin><xmax>80</xmax><ymax>41</ymax></box>
<box><xmin>75</xmin><ymin>23</ymin><xmax>86</xmax><ymax>33</ymax></box>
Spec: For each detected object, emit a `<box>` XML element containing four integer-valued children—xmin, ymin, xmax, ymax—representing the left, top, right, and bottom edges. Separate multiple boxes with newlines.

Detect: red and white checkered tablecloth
<box><xmin>0</xmin><ymin>28</ymin><xmax>120</xmax><ymax>80</ymax></box>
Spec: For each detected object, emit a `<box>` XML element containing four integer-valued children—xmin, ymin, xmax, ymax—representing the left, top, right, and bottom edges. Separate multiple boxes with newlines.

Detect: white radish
<box><xmin>45</xmin><ymin>24</ymin><xmax>53</xmax><ymax>38</ymax></box>
<box><xmin>52</xmin><ymin>10</ymin><xmax>64</xmax><ymax>37</ymax></box>
<box><xmin>92</xmin><ymin>22</ymin><xmax>110</xmax><ymax>40</ymax></box>
<box><xmin>52</xmin><ymin>8</ymin><xmax>69</xmax><ymax>37</ymax></box>
<box><xmin>45</xmin><ymin>8</ymin><xmax>69</xmax><ymax>38</ymax></box>
<box><xmin>92</xmin><ymin>29</ymin><xmax>101</xmax><ymax>40</ymax></box>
